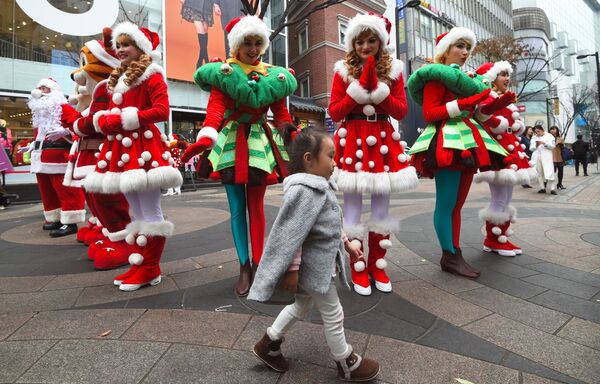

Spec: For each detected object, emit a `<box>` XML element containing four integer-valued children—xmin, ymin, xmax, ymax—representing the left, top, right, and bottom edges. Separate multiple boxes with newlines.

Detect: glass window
<box><xmin>420</xmin><ymin>13</ymin><xmax>432</xmax><ymax>41</ymax></box>
<box><xmin>299</xmin><ymin>25</ymin><xmax>308</xmax><ymax>54</ymax></box>
<box><xmin>339</xmin><ymin>20</ymin><xmax>347</xmax><ymax>46</ymax></box>
<box><xmin>300</xmin><ymin>77</ymin><xmax>309</xmax><ymax>97</ymax></box>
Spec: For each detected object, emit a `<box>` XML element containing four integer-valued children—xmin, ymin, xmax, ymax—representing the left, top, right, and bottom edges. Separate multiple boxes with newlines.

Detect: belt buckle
<box><xmin>366</xmin><ymin>113</ymin><xmax>377</xmax><ymax>122</ymax></box>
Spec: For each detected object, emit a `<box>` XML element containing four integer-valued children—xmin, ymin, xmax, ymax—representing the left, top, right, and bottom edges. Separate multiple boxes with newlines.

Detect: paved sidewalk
<box><xmin>1</xmin><ymin>166</ymin><xmax>599</xmax><ymax>383</ymax></box>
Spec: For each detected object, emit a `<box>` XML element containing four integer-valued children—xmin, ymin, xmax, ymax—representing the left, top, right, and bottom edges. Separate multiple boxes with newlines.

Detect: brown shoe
<box><xmin>235</xmin><ymin>261</ymin><xmax>252</xmax><ymax>297</ymax></box>
<box><xmin>336</xmin><ymin>352</ymin><xmax>379</xmax><ymax>382</ymax></box>
<box><xmin>455</xmin><ymin>248</ymin><xmax>480</xmax><ymax>276</ymax></box>
<box><xmin>440</xmin><ymin>250</ymin><xmax>479</xmax><ymax>279</ymax></box>
<box><xmin>253</xmin><ymin>333</ymin><xmax>289</xmax><ymax>372</ymax></box>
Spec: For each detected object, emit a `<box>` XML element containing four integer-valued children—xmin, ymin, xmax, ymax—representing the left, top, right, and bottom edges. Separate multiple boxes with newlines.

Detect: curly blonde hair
<box><xmin>344</xmin><ymin>31</ymin><xmax>392</xmax><ymax>83</ymax></box>
<box><xmin>108</xmin><ymin>36</ymin><xmax>151</xmax><ymax>90</ymax></box>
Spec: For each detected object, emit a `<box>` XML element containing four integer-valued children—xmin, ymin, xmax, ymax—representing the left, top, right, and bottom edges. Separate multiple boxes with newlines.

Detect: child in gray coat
<box><xmin>248</xmin><ymin>127</ymin><xmax>380</xmax><ymax>382</ymax></box>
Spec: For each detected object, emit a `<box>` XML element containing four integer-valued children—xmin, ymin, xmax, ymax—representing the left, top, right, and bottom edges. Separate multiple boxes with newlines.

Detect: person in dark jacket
<box><xmin>572</xmin><ymin>134</ymin><xmax>590</xmax><ymax>176</ymax></box>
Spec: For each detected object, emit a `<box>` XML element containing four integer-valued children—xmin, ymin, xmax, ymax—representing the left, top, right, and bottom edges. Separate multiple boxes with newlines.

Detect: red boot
<box><xmin>87</xmin><ymin>238</ymin><xmax>110</xmax><ymax>261</ymax></box>
<box><xmin>84</xmin><ymin>225</ymin><xmax>104</xmax><ymax>245</ymax></box>
<box><xmin>483</xmin><ymin>221</ymin><xmax>516</xmax><ymax>257</ymax></box>
<box><xmin>349</xmin><ymin>239</ymin><xmax>371</xmax><ymax>296</ymax></box>
<box><xmin>93</xmin><ymin>240</ymin><xmax>134</xmax><ymax>270</ymax></box>
<box><xmin>367</xmin><ymin>232</ymin><xmax>392</xmax><ymax>293</ymax></box>
<box><xmin>77</xmin><ymin>218</ymin><xmax>96</xmax><ymax>243</ymax></box>
<box><xmin>120</xmin><ymin>221</ymin><xmax>173</xmax><ymax>292</ymax></box>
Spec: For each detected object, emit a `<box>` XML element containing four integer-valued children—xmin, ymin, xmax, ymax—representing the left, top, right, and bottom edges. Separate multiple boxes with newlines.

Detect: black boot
<box><xmin>235</xmin><ymin>261</ymin><xmax>252</xmax><ymax>297</ymax></box>
<box><xmin>43</xmin><ymin>221</ymin><xmax>62</xmax><ymax>230</ymax></box>
<box><xmin>49</xmin><ymin>223</ymin><xmax>78</xmax><ymax>238</ymax></box>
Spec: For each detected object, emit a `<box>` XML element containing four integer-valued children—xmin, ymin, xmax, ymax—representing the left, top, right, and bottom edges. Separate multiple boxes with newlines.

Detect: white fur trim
<box><xmin>354</xmin><ymin>260</ymin><xmax>366</xmax><ymax>272</ymax></box>
<box><xmin>344</xmin><ymin>224</ymin><xmax>366</xmax><ymax>240</ymax></box>
<box><xmin>375</xmin><ymin>258</ymin><xmax>388</xmax><ymax>269</ymax></box>
<box><xmin>345</xmin><ymin>14</ymin><xmax>389</xmax><ymax>53</ymax></box>
<box><xmin>139</xmin><ymin>221</ymin><xmax>174</xmax><ymax>237</ymax></box>
<box><xmin>446</xmin><ymin>100</ymin><xmax>461</xmax><ymax>118</ymax></box>
<box><xmin>333</xmin><ymin>60</ymin><xmax>350</xmax><ymax>82</ymax></box>
<box><xmin>389</xmin><ymin>59</ymin><xmax>404</xmax><ymax>80</ymax></box>
<box><xmin>346</xmin><ymin>81</ymin><xmax>371</xmax><ymax>104</ymax></box>
<box><xmin>490</xmin><ymin>116</ymin><xmax>509</xmax><ymax>134</ymax></box>
<box><xmin>379</xmin><ymin>239</ymin><xmax>392</xmax><ymax>249</ymax></box>
<box><xmin>146</xmin><ymin>166</ymin><xmax>183</xmax><ymax>191</ymax></box>
<box><xmin>363</xmin><ymin>104</ymin><xmax>376</xmax><ymax>116</ymax></box>
<box><xmin>119</xmin><ymin>169</ymin><xmax>148</xmax><ymax>193</ymax></box>
<box><xmin>129</xmin><ymin>253</ymin><xmax>144</xmax><ymax>266</ymax></box>
<box><xmin>112</xmin><ymin>22</ymin><xmax>153</xmax><ymax>56</ymax></box>
<box><xmin>473</xmin><ymin>170</ymin><xmax>496</xmax><ymax>184</ymax></box>
<box><xmin>483</xmin><ymin>61</ymin><xmax>513</xmax><ymax>82</ymax></box>
<box><xmin>435</xmin><ymin>27</ymin><xmax>477</xmax><ymax>58</ymax></box>
<box><xmin>73</xmin><ymin>118</ymin><xmax>86</xmax><ymax>137</ymax></box>
<box><xmin>93</xmin><ymin>110</ymin><xmax>109</xmax><ymax>133</ymax></box>
<box><xmin>370</xmin><ymin>82</ymin><xmax>390</xmax><ymax>104</ymax></box>
<box><xmin>120</xmin><ymin>107</ymin><xmax>140</xmax><ymax>131</ymax></box>
<box><xmin>496</xmin><ymin>169</ymin><xmax>517</xmax><ymax>185</ymax></box>
<box><xmin>43</xmin><ymin>208</ymin><xmax>61</xmax><ymax>222</ymax></box>
<box><xmin>228</xmin><ymin>16</ymin><xmax>270</xmax><ymax>55</ymax></box>
<box><xmin>84</xmin><ymin>39</ymin><xmax>120</xmax><ymax>68</ymax></box>
<box><xmin>369</xmin><ymin>218</ymin><xmax>400</xmax><ymax>235</ymax></box>
<box><xmin>197</xmin><ymin>126</ymin><xmax>219</xmax><ymax>147</ymax></box>
<box><xmin>516</xmin><ymin>168</ymin><xmax>537</xmax><ymax>185</ymax></box>
<box><xmin>36</xmin><ymin>78</ymin><xmax>61</xmax><ymax>92</ymax></box>
<box><xmin>112</xmin><ymin>63</ymin><xmax>163</xmax><ymax>94</ymax></box>
<box><xmin>104</xmin><ymin>221</ymin><xmax>140</xmax><ymax>242</ymax></box>
<box><xmin>479</xmin><ymin>207</ymin><xmax>510</xmax><ymax>225</ymax></box>
<box><xmin>60</xmin><ymin>209</ymin><xmax>86</xmax><ymax>224</ymax></box>
<box><xmin>475</xmin><ymin>110</ymin><xmax>491</xmax><ymax>122</ymax></box>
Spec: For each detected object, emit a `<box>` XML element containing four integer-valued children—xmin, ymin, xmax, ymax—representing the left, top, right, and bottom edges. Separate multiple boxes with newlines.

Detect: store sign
<box><xmin>419</xmin><ymin>1</ymin><xmax>456</xmax><ymax>26</ymax></box>
<box><xmin>16</xmin><ymin>0</ymin><xmax>119</xmax><ymax>36</ymax></box>
<box><xmin>517</xmin><ymin>105</ymin><xmax>526</xmax><ymax>112</ymax></box>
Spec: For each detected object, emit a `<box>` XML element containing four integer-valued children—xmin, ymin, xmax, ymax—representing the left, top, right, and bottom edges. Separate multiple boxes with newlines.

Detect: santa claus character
<box><xmin>329</xmin><ymin>13</ymin><xmax>418</xmax><ymax>296</ymax></box>
<box><xmin>61</xmin><ymin>28</ymin><xmax>136</xmax><ymax>270</ymax></box>
<box><xmin>408</xmin><ymin>28</ymin><xmax>509</xmax><ymax>278</ymax></box>
<box><xmin>26</xmin><ymin>78</ymin><xmax>86</xmax><ymax>237</ymax></box>
<box><xmin>473</xmin><ymin>61</ymin><xmax>537</xmax><ymax>258</ymax></box>
<box><xmin>84</xmin><ymin>22</ymin><xmax>182</xmax><ymax>291</ymax></box>
<box><xmin>181</xmin><ymin>14</ymin><xmax>296</xmax><ymax>297</ymax></box>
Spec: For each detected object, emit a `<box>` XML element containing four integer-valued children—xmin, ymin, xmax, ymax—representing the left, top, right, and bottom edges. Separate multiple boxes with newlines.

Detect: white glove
<box><xmin>45</xmin><ymin>128</ymin><xmax>71</xmax><ymax>141</ymax></box>
<box><xmin>18</xmin><ymin>143</ymin><xmax>33</xmax><ymax>153</ymax></box>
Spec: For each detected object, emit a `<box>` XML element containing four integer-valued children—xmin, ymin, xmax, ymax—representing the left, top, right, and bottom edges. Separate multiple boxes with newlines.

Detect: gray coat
<box><xmin>248</xmin><ymin>173</ymin><xmax>350</xmax><ymax>302</ymax></box>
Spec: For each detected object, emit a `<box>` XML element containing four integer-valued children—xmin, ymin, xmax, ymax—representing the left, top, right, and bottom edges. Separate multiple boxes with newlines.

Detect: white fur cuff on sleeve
<box><xmin>370</xmin><ymin>82</ymin><xmax>390</xmax><ymax>104</ymax></box>
<box><xmin>475</xmin><ymin>110</ymin><xmax>491</xmax><ymax>122</ymax></box>
<box><xmin>93</xmin><ymin>110</ymin><xmax>109</xmax><ymax>133</ymax></box>
<box><xmin>490</xmin><ymin>116</ymin><xmax>509</xmax><ymax>134</ymax></box>
<box><xmin>74</xmin><ymin>118</ymin><xmax>86</xmax><ymax>137</ymax></box>
<box><xmin>197</xmin><ymin>127</ymin><xmax>219</xmax><ymax>147</ymax></box>
<box><xmin>121</xmin><ymin>107</ymin><xmax>140</xmax><ymax>131</ymax></box>
<box><xmin>346</xmin><ymin>81</ymin><xmax>371</xmax><ymax>105</ymax></box>
<box><xmin>446</xmin><ymin>100</ymin><xmax>461</xmax><ymax>118</ymax></box>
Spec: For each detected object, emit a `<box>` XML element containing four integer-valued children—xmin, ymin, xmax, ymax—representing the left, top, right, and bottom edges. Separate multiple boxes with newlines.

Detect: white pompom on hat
<box><xmin>345</xmin><ymin>13</ymin><xmax>393</xmax><ymax>54</ymax></box>
<box><xmin>112</xmin><ymin>21</ymin><xmax>161</xmax><ymax>62</ymax></box>
<box><xmin>225</xmin><ymin>15</ymin><xmax>270</xmax><ymax>56</ymax></box>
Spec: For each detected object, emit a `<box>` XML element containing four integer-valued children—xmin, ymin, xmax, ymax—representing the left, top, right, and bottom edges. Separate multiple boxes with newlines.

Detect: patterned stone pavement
<box><xmin>1</xmin><ymin>166</ymin><xmax>599</xmax><ymax>383</ymax></box>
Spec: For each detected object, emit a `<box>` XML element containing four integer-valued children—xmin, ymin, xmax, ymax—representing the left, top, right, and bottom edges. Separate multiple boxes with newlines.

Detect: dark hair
<box><xmin>549</xmin><ymin>126</ymin><xmax>560</xmax><ymax>136</ymax></box>
<box><xmin>533</xmin><ymin>125</ymin><xmax>545</xmax><ymax>132</ymax></box>
<box><xmin>577</xmin><ymin>134</ymin><xmax>583</xmax><ymax>140</ymax></box>
<box><xmin>282</xmin><ymin>124</ymin><xmax>330</xmax><ymax>175</ymax></box>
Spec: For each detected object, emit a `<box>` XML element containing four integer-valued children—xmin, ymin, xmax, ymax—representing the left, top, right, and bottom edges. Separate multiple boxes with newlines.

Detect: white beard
<box><xmin>28</xmin><ymin>90</ymin><xmax>67</xmax><ymax>137</ymax></box>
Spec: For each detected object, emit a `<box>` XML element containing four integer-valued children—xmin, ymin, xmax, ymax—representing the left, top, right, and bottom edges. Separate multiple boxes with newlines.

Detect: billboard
<box><xmin>165</xmin><ymin>0</ymin><xmax>245</xmax><ymax>82</ymax></box>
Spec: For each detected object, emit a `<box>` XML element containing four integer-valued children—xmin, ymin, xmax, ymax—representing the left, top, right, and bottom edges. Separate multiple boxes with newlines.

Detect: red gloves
<box><xmin>180</xmin><ymin>137</ymin><xmax>213</xmax><ymax>163</ymax></box>
<box><xmin>457</xmin><ymin>88</ymin><xmax>491</xmax><ymax>111</ymax></box>
<box><xmin>98</xmin><ymin>114</ymin><xmax>123</xmax><ymax>134</ymax></box>
<box><xmin>359</xmin><ymin>56</ymin><xmax>378</xmax><ymax>92</ymax></box>
<box><xmin>480</xmin><ymin>91</ymin><xmax>516</xmax><ymax>114</ymax></box>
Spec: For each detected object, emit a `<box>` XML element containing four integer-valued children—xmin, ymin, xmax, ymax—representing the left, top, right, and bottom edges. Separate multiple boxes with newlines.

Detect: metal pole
<box><xmin>594</xmin><ymin>52</ymin><xmax>600</xmax><ymax>170</ymax></box>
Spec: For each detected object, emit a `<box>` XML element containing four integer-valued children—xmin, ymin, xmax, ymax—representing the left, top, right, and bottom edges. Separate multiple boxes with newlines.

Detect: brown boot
<box><xmin>440</xmin><ymin>250</ymin><xmax>479</xmax><ymax>279</ymax></box>
<box><xmin>253</xmin><ymin>333</ymin><xmax>289</xmax><ymax>372</ymax></box>
<box><xmin>235</xmin><ymin>261</ymin><xmax>252</xmax><ymax>297</ymax></box>
<box><xmin>336</xmin><ymin>352</ymin><xmax>379</xmax><ymax>382</ymax></box>
<box><xmin>455</xmin><ymin>248</ymin><xmax>480</xmax><ymax>276</ymax></box>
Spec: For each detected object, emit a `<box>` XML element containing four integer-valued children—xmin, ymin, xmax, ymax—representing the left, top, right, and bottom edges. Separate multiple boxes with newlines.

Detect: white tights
<box><xmin>343</xmin><ymin>192</ymin><xmax>390</xmax><ymax>228</ymax></box>
<box><xmin>124</xmin><ymin>188</ymin><xmax>165</xmax><ymax>223</ymax></box>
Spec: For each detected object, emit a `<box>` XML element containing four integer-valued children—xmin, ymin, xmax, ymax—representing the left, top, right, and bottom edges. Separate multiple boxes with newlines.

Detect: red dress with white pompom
<box><xmin>329</xmin><ymin>59</ymin><xmax>418</xmax><ymax>195</ymax></box>
<box><xmin>84</xmin><ymin>63</ymin><xmax>182</xmax><ymax>194</ymax></box>
<box><xmin>475</xmin><ymin>94</ymin><xmax>536</xmax><ymax>185</ymax></box>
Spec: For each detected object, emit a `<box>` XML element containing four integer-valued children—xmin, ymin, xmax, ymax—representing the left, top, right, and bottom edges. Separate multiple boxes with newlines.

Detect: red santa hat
<box><xmin>36</xmin><ymin>78</ymin><xmax>62</xmax><ymax>92</ymax></box>
<box><xmin>345</xmin><ymin>13</ymin><xmax>393</xmax><ymax>54</ymax></box>
<box><xmin>85</xmin><ymin>29</ymin><xmax>120</xmax><ymax>69</ymax></box>
<box><xmin>475</xmin><ymin>61</ymin><xmax>513</xmax><ymax>82</ymax></box>
<box><xmin>434</xmin><ymin>27</ymin><xmax>477</xmax><ymax>63</ymax></box>
<box><xmin>225</xmin><ymin>15</ymin><xmax>270</xmax><ymax>56</ymax></box>
<box><xmin>112</xmin><ymin>21</ymin><xmax>161</xmax><ymax>61</ymax></box>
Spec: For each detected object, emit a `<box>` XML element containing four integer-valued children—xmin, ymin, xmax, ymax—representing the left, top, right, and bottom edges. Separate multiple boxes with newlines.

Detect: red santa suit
<box><xmin>27</xmin><ymin>79</ymin><xmax>85</xmax><ymax>234</ymax></box>
<box><xmin>328</xmin><ymin>13</ymin><xmax>418</xmax><ymax>296</ymax></box>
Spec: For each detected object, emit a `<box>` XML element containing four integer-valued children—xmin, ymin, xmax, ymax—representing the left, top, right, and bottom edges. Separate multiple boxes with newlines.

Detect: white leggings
<box><xmin>124</xmin><ymin>188</ymin><xmax>164</xmax><ymax>223</ymax></box>
<box><xmin>488</xmin><ymin>183</ymin><xmax>513</xmax><ymax>213</ymax></box>
<box><xmin>267</xmin><ymin>282</ymin><xmax>351</xmax><ymax>361</ymax></box>
<box><xmin>343</xmin><ymin>192</ymin><xmax>390</xmax><ymax>228</ymax></box>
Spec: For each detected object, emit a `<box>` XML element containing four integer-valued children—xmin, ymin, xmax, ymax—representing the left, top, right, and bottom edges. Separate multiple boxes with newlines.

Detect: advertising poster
<box><xmin>165</xmin><ymin>0</ymin><xmax>246</xmax><ymax>82</ymax></box>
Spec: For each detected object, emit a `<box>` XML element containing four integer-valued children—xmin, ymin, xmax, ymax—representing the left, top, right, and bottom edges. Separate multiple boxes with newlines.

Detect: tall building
<box><xmin>513</xmin><ymin>0</ymin><xmax>600</xmax><ymax>143</ymax></box>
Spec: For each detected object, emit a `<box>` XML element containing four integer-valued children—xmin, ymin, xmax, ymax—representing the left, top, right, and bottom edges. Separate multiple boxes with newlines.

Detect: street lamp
<box><xmin>394</xmin><ymin>0</ymin><xmax>422</xmax><ymax>61</ymax></box>
<box><xmin>576</xmin><ymin>52</ymin><xmax>600</xmax><ymax>114</ymax></box>
<box><xmin>399</xmin><ymin>0</ymin><xmax>422</xmax><ymax>11</ymax></box>
<box><xmin>546</xmin><ymin>96</ymin><xmax>559</xmax><ymax>130</ymax></box>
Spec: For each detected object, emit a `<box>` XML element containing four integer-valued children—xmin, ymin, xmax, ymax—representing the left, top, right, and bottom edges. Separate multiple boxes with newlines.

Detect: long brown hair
<box><xmin>108</xmin><ymin>35</ymin><xmax>151</xmax><ymax>90</ymax></box>
<box><xmin>344</xmin><ymin>30</ymin><xmax>392</xmax><ymax>83</ymax></box>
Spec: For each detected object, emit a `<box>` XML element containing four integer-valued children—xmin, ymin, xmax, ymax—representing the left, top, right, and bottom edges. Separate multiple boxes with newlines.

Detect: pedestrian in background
<box><xmin>549</xmin><ymin>126</ymin><xmax>566</xmax><ymax>189</ymax></box>
<box><xmin>530</xmin><ymin>125</ymin><xmax>557</xmax><ymax>195</ymax></box>
<box><xmin>572</xmin><ymin>134</ymin><xmax>590</xmax><ymax>176</ymax></box>
<box><xmin>520</xmin><ymin>126</ymin><xmax>534</xmax><ymax>188</ymax></box>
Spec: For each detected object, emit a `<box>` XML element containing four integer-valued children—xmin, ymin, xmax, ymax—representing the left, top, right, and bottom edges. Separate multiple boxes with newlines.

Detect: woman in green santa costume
<box><xmin>181</xmin><ymin>13</ymin><xmax>296</xmax><ymax>296</ymax></box>
<box><xmin>408</xmin><ymin>27</ymin><xmax>507</xmax><ymax>278</ymax></box>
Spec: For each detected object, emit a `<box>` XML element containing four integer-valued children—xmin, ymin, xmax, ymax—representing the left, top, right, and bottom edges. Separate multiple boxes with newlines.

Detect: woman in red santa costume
<box><xmin>473</xmin><ymin>61</ymin><xmax>537</xmax><ymax>257</ymax></box>
<box><xmin>329</xmin><ymin>13</ymin><xmax>418</xmax><ymax>296</ymax></box>
<box><xmin>408</xmin><ymin>28</ymin><xmax>508</xmax><ymax>278</ymax></box>
<box><xmin>181</xmin><ymin>10</ymin><xmax>297</xmax><ymax>297</ymax></box>
<box><xmin>26</xmin><ymin>78</ymin><xmax>86</xmax><ymax>237</ymax></box>
<box><xmin>84</xmin><ymin>22</ymin><xmax>182</xmax><ymax>291</ymax></box>
<box><xmin>62</xmin><ymin>29</ymin><xmax>137</xmax><ymax>270</ymax></box>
